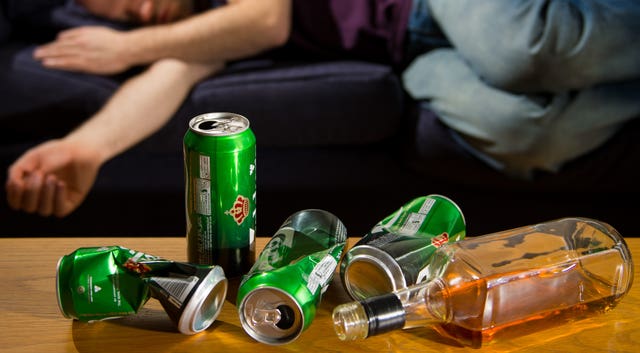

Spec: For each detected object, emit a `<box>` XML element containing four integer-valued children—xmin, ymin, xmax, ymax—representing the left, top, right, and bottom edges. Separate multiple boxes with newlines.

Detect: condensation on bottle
<box><xmin>333</xmin><ymin>217</ymin><xmax>634</xmax><ymax>348</ymax></box>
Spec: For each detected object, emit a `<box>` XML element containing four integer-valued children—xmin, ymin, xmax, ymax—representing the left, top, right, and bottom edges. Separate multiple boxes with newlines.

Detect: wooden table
<box><xmin>1</xmin><ymin>237</ymin><xmax>638</xmax><ymax>353</ymax></box>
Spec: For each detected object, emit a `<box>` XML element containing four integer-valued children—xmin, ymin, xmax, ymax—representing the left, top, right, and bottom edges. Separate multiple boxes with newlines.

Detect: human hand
<box><xmin>33</xmin><ymin>26</ymin><xmax>133</xmax><ymax>75</ymax></box>
<box><xmin>5</xmin><ymin>139</ymin><xmax>103</xmax><ymax>217</ymax></box>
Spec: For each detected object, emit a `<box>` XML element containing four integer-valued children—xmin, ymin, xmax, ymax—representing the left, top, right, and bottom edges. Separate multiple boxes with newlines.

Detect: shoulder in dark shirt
<box><xmin>287</xmin><ymin>0</ymin><xmax>412</xmax><ymax>66</ymax></box>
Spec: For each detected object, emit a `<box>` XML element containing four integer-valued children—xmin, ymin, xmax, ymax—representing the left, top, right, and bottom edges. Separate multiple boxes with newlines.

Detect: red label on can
<box><xmin>431</xmin><ymin>232</ymin><xmax>449</xmax><ymax>247</ymax></box>
<box><xmin>226</xmin><ymin>195</ymin><xmax>250</xmax><ymax>225</ymax></box>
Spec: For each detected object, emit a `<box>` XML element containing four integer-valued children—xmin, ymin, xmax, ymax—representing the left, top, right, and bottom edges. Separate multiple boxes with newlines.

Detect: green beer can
<box><xmin>184</xmin><ymin>112</ymin><xmax>257</xmax><ymax>278</ymax></box>
<box><xmin>237</xmin><ymin>209</ymin><xmax>347</xmax><ymax>345</ymax></box>
<box><xmin>340</xmin><ymin>195</ymin><xmax>465</xmax><ymax>300</ymax></box>
<box><xmin>56</xmin><ymin>246</ymin><xmax>228</xmax><ymax>335</ymax></box>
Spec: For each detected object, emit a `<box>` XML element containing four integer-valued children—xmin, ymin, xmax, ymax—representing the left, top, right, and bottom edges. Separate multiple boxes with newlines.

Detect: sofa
<box><xmin>2</xmin><ymin>2</ymin><xmax>639</xmax><ymax>238</ymax></box>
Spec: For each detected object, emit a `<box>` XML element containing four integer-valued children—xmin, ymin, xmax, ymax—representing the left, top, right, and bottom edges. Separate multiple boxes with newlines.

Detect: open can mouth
<box><xmin>238</xmin><ymin>286</ymin><xmax>304</xmax><ymax>345</ymax></box>
<box><xmin>188</xmin><ymin>112</ymin><xmax>250</xmax><ymax>136</ymax></box>
<box><xmin>341</xmin><ymin>245</ymin><xmax>406</xmax><ymax>300</ymax></box>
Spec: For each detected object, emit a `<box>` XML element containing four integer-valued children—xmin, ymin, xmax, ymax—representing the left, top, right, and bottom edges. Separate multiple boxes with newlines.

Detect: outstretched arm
<box><xmin>34</xmin><ymin>0</ymin><xmax>292</xmax><ymax>74</ymax></box>
<box><xmin>6</xmin><ymin>59</ymin><xmax>223</xmax><ymax>217</ymax></box>
<box><xmin>66</xmin><ymin>59</ymin><xmax>222</xmax><ymax>161</ymax></box>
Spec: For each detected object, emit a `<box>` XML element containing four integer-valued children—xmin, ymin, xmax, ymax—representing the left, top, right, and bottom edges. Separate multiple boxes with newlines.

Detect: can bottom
<box><xmin>178</xmin><ymin>266</ymin><xmax>228</xmax><ymax>335</ymax></box>
<box><xmin>56</xmin><ymin>254</ymin><xmax>76</xmax><ymax>319</ymax></box>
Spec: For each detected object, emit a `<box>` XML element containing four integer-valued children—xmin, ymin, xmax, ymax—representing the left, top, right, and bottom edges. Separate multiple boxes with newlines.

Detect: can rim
<box><xmin>238</xmin><ymin>286</ymin><xmax>305</xmax><ymax>345</ymax></box>
<box><xmin>341</xmin><ymin>245</ymin><xmax>406</xmax><ymax>301</ymax></box>
<box><xmin>55</xmin><ymin>255</ymin><xmax>74</xmax><ymax>319</ymax></box>
<box><xmin>188</xmin><ymin>112</ymin><xmax>250</xmax><ymax>136</ymax></box>
<box><xmin>177</xmin><ymin>266</ymin><xmax>228</xmax><ymax>335</ymax></box>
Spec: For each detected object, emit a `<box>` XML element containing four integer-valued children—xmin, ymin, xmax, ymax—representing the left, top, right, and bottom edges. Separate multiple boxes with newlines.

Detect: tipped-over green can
<box><xmin>340</xmin><ymin>195</ymin><xmax>466</xmax><ymax>300</ymax></box>
<box><xmin>56</xmin><ymin>246</ymin><xmax>228</xmax><ymax>335</ymax></box>
<box><xmin>237</xmin><ymin>209</ymin><xmax>347</xmax><ymax>345</ymax></box>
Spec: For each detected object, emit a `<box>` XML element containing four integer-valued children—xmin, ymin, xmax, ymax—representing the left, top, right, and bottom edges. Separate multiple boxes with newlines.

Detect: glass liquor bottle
<box><xmin>333</xmin><ymin>217</ymin><xmax>634</xmax><ymax>348</ymax></box>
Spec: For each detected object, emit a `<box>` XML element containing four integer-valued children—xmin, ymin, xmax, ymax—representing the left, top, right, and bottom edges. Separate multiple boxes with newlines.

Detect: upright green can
<box><xmin>184</xmin><ymin>112</ymin><xmax>256</xmax><ymax>278</ymax></box>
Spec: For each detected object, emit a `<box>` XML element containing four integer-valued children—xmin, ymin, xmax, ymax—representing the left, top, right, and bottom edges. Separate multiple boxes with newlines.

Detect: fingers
<box><xmin>6</xmin><ymin>171</ymin><xmax>42</xmax><ymax>213</ymax></box>
<box><xmin>33</xmin><ymin>44</ymin><xmax>87</xmax><ymax>71</ymax></box>
<box><xmin>54</xmin><ymin>181</ymin><xmax>73</xmax><ymax>218</ymax></box>
<box><xmin>5</xmin><ymin>140</ymin><xmax>82</xmax><ymax>217</ymax></box>
<box><xmin>5</xmin><ymin>171</ymin><xmax>68</xmax><ymax>217</ymax></box>
<box><xmin>56</xmin><ymin>28</ymin><xmax>83</xmax><ymax>40</ymax></box>
<box><xmin>21</xmin><ymin>172</ymin><xmax>44</xmax><ymax>213</ymax></box>
<box><xmin>40</xmin><ymin>56</ymin><xmax>89</xmax><ymax>72</ymax></box>
<box><xmin>38</xmin><ymin>175</ymin><xmax>58</xmax><ymax>217</ymax></box>
<box><xmin>33</xmin><ymin>30</ymin><xmax>89</xmax><ymax>71</ymax></box>
<box><xmin>5</xmin><ymin>173</ymin><xmax>25</xmax><ymax>211</ymax></box>
<box><xmin>6</xmin><ymin>156</ymin><xmax>36</xmax><ymax>210</ymax></box>
<box><xmin>33</xmin><ymin>33</ymin><xmax>83</xmax><ymax>59</ymax></box>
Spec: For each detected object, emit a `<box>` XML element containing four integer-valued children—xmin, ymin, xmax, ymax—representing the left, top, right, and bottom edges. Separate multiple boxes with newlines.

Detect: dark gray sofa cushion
<box><xmin>0</xmin><ymin>44</ymin><xmax>118</xmax><ymax>142</ymax></box>
<box><xmin>0</xmin><ymin>42</ymin><xmax>404</xmax><ymax>147</ymax></box>
<box><xmin>191</xmin><ymin>60</ymin><xmax>404</xmax><ymax>147</ymax></box>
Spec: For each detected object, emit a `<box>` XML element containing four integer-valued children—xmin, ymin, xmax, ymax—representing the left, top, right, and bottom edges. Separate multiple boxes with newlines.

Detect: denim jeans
<box><xmin>403</xmin><ymin>0</ymin><xmax>640</xmax><ymax>177</ymax></box>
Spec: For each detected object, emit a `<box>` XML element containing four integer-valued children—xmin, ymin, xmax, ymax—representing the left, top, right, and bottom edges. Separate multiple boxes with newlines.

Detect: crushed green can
<box><xmin>237</xmin><ymin>209</ymin><xmax>347</xmax><ymax>345</ymax></box>
<box><xmin>340</xmin><ymin>195</ymin><xmax>466</xmax><ymax>300</ymax></box>
<box><xmin>56</xmin><ymin>246</ymin><xmax>227</xmax><ymax>335</ymax></box>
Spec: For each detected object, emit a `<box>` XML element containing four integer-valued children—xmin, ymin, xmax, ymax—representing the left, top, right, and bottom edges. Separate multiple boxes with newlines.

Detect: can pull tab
<box><xmin>198</xmin><ymin>118</ymin><xmax>244</xmax><ymax>133</ymax></box>
<box><xmin>198</xmin><ymin>120</ymin><xmax>219</xmax><ymax>130</ymax></box>
<box><xmin>250</xmin><ymin>303</ymin><xmax>295</xmax><ymax>330</ymax></box>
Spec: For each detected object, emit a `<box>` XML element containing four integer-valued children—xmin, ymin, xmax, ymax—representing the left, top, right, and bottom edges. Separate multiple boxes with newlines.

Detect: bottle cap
<box><xmin>361</xmin><ymin>293</ymin><xmax>406</xmax><ymax>336</ymax></box>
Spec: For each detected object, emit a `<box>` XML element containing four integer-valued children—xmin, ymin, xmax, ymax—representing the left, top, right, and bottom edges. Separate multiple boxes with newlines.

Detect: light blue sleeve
<box><xmin>403</xmin><ymin>49</ymin><xmax>640</xmax><ymax>178</ymax></box>
<box><xmin>427</xmin><ymin>0</ymin><xmax>640</xmax><ymax>92</ymax></box>
<box><xmin>403</xmin><ymin>1</ymin><xmax>640</xmax><ymax>177</ymax></box>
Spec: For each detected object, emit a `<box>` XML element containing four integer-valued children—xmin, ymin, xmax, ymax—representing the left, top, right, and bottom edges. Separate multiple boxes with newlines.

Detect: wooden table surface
<box><xmin>1</xmin><ymin>236</ymin><xmax>638</xmax><ymax>353</ymax></box>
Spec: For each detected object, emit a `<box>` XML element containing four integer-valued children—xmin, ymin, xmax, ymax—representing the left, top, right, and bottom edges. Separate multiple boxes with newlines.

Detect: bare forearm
<box><xmin>65</xmin><ymin>59</ymin><xmax>222</xmax><ymax>163</ymax></box>
<box><xmin>123</xmin><ymin>0</ymin><xmax>291</xmax><ymax>67</ymax></box>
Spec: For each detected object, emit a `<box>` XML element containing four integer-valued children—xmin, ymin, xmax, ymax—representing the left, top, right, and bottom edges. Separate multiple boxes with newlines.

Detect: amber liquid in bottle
<box><xmin>333</xmin><ymin>218</ymin><xmax>633</xmax><ymax>347</ymax></box>
<box><xmin>429</xmin><ymin>255</ymin><xmax>621</xmax><ymax>348</ymax></box>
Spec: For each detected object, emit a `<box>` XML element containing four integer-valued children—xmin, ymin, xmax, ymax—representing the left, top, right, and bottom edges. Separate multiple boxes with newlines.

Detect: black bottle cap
<box><xmin>360</xmin><ymin>293</ymin><xmax>406</xmax><ymax>336</ymax></box>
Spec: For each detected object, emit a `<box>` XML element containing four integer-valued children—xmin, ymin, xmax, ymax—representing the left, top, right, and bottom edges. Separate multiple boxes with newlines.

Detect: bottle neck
<box><xmin>397</xmin><ymin>278</ymin><xmax>449</xmax><ymax>329</ymax></box>
<box><xmin>333</xmin><ymin>279</ymin><xmax>447</xmax><ymax>340</ymax></box>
